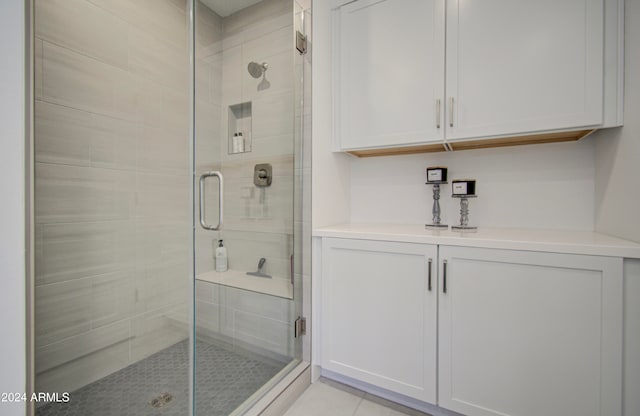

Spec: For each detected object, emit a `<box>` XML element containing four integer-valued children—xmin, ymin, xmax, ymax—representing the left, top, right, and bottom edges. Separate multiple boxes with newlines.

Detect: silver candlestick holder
<box><xmin>452</xmin><ymin>195</ymin><xmax>477</xmax><ymax>232</ymax></box>
<box><xmin>425</xmin><ymin>181</ymin><xmax>448</xmax><ymax>230</ymax></box>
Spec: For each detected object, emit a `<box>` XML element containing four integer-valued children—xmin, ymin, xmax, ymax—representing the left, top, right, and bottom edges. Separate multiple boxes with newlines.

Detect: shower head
<box><xmin>248</xmin><ymin>61</ymin><xmax>268</xmax><ymax>78</ymax></box>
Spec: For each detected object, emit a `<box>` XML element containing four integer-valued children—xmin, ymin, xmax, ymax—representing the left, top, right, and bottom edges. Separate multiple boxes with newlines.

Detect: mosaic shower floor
<box><xmin>36</xmin><ymin>339</ymin><xmax>287</xmax><ymax>416</ymax></box>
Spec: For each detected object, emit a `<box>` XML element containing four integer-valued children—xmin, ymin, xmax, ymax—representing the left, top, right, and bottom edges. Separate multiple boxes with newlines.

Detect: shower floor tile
<box><xmin>36</xmin><ymin>339</ymin><xmax>287</xmax><ymax>416</ymax></box>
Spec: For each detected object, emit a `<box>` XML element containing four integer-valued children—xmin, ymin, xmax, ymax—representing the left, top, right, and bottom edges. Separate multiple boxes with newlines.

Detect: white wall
<box><xmin>0</xmin><ymin>1</ymin><xmax>27</xmax><ymax>415</ymax></box>
<box><xmin>595</xmin><ymin>0</ymin><xmax>640</xmax><ymax>244</ymax></box>
<box><xmin>350</xmin><ymin>139</ymin><xmax>596</xmax><ymax>230</ymax></box>
<box><xmin>311</xmin><ymin>0</ymin><xmax>351</xmax><ymax>229</ymax></box>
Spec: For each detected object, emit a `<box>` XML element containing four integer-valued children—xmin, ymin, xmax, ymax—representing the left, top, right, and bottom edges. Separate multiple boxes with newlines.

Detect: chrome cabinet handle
<box><xmin>199</xmin><ymin>171</ymin><xmax>224</xmax><ymax>230</ymax></box>
<box><xmin>442</xmin><ymin>260</ymin><xmax>448</xmax><ymax>294</ymax></box>
<box><xmin>428</xmin><ymin>258</ymin><xmax>433</xmax><ymax>291</ymax></box>
<box><xmin>449</xmin><ymin>97</ymin><xmax>454</xmax><ymax>128</ymax></box>
<box><xmin>436</xmin><ymin>99</ymin><xmax>441</xmax><ymax>129</ymax></box>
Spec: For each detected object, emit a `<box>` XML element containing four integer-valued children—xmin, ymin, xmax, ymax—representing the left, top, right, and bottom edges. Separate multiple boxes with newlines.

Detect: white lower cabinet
<box><xmin>320</xmin><ymin>238</ymin><xmax>438</xmax><ymax>403</ymax></box>
<box><xmin>438</xmin><ymin>246</ymin><xmax>622</xmax><ymax>416</ymax></box>
<box><xmin>321</xmin><ymin>238</ymin><xmax>623</xmax><ymax>416</ymax></box>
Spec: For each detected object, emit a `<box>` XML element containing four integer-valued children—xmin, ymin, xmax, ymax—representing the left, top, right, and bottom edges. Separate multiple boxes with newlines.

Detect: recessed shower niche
<box><xmin>228</xmin><ymin>101</ymin><xmax>252</xmax><ymax>154</ymax></box>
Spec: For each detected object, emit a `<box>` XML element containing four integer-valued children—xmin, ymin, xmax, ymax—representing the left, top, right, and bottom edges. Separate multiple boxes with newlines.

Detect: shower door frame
<box><xmin>26</xmin><ymin>0</ymin><xmax>36</xmax><ymax>415</ymax></box>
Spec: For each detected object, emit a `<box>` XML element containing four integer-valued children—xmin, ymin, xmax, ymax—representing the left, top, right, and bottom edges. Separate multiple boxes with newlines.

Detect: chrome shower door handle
<box><xmin>436</xmin><ymin>99</ymin><xmax>441</xmax><ymax>129</ymax></box>
<box><xmin>199</xmin><ymin>171</ymin><xmax>224</xmax><ymax>231</ymax></box>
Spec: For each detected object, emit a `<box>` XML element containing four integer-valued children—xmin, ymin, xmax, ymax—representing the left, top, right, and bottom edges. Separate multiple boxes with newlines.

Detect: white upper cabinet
<box><xmin>334</xmin><ymin>0</ymin><xmax>445</xmax><ymax>150</ymax></box>
<box><xmin>446</xmin><ymin>0</ymin><xmax>604</xmax><ymax>142</ymax></box>
<box><xmin>333</xmin><ymin>0</ymin><xmax>623</xmax><ymax>153</ymax></box>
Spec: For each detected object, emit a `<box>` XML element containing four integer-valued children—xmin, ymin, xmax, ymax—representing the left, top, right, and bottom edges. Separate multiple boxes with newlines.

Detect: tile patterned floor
<box><xmin>283</xmin><ymin>379</ymin><xmax>433</xmax><ymax>416</ymax></box>
<box><xmin>36</xmin><ymin>339</ymin><xmax>286</xmax><ymax>416</ymax></box>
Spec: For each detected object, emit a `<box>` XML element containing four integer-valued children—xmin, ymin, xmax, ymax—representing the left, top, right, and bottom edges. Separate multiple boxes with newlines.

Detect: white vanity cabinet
<box><xmin>438</xmin><ymin>246</ymin><xmax>623</xmax><ymax>416</ymax></box>
<box><xmin>320</xmin><ymin>238</ymin><xmax>438</xmax><ymax>403</ymax></box>
<box><xmin>319</xmin><ymin>236</ymin><xmax>624</xmax><ymax>416</ymax></box>
<box><xmin>333</xmin><ymin>0</ymin><xmax>623</xmax><ymax>155</ymax></box>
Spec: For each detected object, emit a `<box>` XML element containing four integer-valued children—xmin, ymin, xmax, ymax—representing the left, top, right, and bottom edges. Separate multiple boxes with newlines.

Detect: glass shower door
<box><xmin>32</xmin><ymin>1</ymin><xmax>193</xmax><ymax>415</ymax></box>
<box><xmin>192</xmin><ymin>0</ymin><xmax>308</xmax><ymax>414</ymax></box>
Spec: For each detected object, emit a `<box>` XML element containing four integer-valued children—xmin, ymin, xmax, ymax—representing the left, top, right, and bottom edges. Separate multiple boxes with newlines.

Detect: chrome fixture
<box><xmin>254</xmin><ymin>163</ymin><xmax>272</xmax><ymax>187</ymax></box>
<box><xmin>248</xmin><ymin>61</ymin><xmax>270</xmax><ymax>90</ymax></box>
<box><xmin>199</xmin><ymin>171</ymin><xmax>224</xmax><ymax>230</ymax></box>
<box><xmin>246</xmin><ymin>257</ymin><xmax>271</xmax><ymax>279</ymax></box>
<box><xmin>247</xmin><ymin>61</ymin><xmax>268</xmax><ymax>78</ymax></box>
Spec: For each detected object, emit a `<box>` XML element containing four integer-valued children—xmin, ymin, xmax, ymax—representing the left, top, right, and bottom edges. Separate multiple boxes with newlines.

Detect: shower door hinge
<box><xmin>294</xmin><ymin>317</ymin><xmax>307</xmax><ymax>338</ymax></box>
<box><xmin>296</xmin><ymin>31</ymin><xmax>307</xmax><ymax>55</ymax></box>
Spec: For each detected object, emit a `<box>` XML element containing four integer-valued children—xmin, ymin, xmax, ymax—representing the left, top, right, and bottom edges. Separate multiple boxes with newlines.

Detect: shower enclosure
<box><xmin>30</xmin><ymin>0</ymin><xmax>311</xmax><ymax>414</ymax></box>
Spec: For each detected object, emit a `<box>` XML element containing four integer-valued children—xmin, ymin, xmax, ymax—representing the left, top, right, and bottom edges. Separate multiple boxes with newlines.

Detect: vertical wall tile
<box><xmin>35</xmin><ymin>340</ymin><xmax>130</xmax><ymax>395</ymax></box>
<box><xmin>91</xmin><ymin>271</ymin><xmax>136</xmax><ymax>328</ymax></box>
<box><xmin>135</xmin><ymin>220</ymin><xmax>190</xmax><ymax>313</ymax></box>
<box><xmin>35</xmin><ymin>101</ymin><xmax>93</xmax><ymax>166</ymax></box>
<box><xmin>222</xmin><ymin>0</ymin><xmax>290</xmax><ymax>38</ymax></box>
<box><xmin>252</xmin><ymin>91</ymin><xmax>295</xmax><ymax>139</ymax></box>
<box><xmin>195</xmin><ymin>99</ymin><xmax>223</xmax><ymax>166</ymax></box>
<box><xmin>35</xmin><ymin>0</ymin><xmax>129</xmax><ymax>69</ymax></box>
<box><xmin>136</xmin><ymin>125</ymin><xmax>189</xmax><ymax>175</ymax></box>
<box><xmin>35</xmin><ymin>221</ymin><xmax>136</xmax><ymax>285</ymax></box>
<box><xmin>226</xmin><ymin>287</ymin><xmax>286</xmax><ymax>321</ymax></box>
<box><xmin>90</xmin><ymin>113</ymin><xmax>138</xmax><ymax>170</ymax></box>
<box><xmin>130</xmin><ymin>309</ymin><xmax>189</xmax><ymax>362</ymax></box>
<box><xmin>135</xmin><ymin>173</ymin><xmax>190</xmax><ymax>219</ymax></box>
<box><xmin>35</xmin><ymin>163</ymin><xmax>136</xmax><ymax>223</ymax></box>
<box><xmin>86</xmin><ymin>0</ymin><xmax>188</xmax><ymax>50</ymax></box>
<box><xmin>128</xmin><ymin>27</ymin><xmax>188</xmax><ymax>92</ymax></box>
<box><xmin>35</xmin><ymin>279</ymin><xmax>93</xmax><ymax>347</ymax></box>
<box><xmin>36</xmin><ymin>320</ymin><xmax>130</xmax><ymax>374</ymax></box>
<box><xmin>233</xmin><ymin>310</ymin><xmax>292</xmax><ymax>357</ymax></box>
<box><xmin>42</xmin><ymin>42</ymin><xmax>117</xmax><ymax>117</ymax></box>
<box><xmin>196</xmin><ymin>300</ymin><xmax>221</xmax><ymax>336</ymax></box>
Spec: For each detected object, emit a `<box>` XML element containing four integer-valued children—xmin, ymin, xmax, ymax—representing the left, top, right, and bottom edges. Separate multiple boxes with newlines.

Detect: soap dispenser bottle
<box><xmin>215</xmin><ymin>240</ymin><xmax>228</xmax><ymax>272</ymax></box>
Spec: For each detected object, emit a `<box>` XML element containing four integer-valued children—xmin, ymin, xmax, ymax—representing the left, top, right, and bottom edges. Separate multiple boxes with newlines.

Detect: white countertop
<box><xmin>313</xmin><ymin>223</ymin><xmax>640</xmax><ymax>258</ymax></box>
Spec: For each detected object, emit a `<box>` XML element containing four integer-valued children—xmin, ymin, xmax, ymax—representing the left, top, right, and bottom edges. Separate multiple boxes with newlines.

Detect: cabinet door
<box><xmin>438</xmin><ymin>246</ymin><xmax>622</xmax><ymax>416</ymax></box>
<box><xmin>445</xmin><ymin>0</ymin><xmax>604</xmax><ymax>141</ymax></box>
<box><xmin>335</xmin><ymin>0</ymin><xmax>445</xmax><ymax>150</ymax></box>
<box><xmin>321</xmin><ymin>238</ymin><xmax>438</xmax><ymax>403</ymax></box>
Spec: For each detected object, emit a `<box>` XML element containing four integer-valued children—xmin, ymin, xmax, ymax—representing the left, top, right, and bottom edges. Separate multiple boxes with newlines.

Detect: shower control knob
<box><xmin>253</xmin><ymin>164</ymin><xmax>272</xmax><ymax>187</ymax></box>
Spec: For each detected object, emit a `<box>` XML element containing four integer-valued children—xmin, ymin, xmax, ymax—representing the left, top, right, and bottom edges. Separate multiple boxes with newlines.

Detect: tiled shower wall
<box><xmin>34</xmin><ymin>0</ymin><xmax>192</xmax><ymax>394</ymax></box>
<box><xmin>194</xmin><ymin>0</ymin><xmax>303</xmax><ymax>359</ymax></box>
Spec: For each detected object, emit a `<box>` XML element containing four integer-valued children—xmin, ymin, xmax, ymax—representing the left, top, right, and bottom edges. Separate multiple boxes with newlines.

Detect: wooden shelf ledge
<box><xmin>346</xmin><ymin>129</ymin><xmax>595</xmax><ymax>158</ymax></box>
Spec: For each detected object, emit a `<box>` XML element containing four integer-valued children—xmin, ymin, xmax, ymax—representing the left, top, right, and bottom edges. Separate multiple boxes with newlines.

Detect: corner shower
<box><xmin>30</xmin><ymin>0</ymin><xmax>311</xmax><ymax>415</ymax></box>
